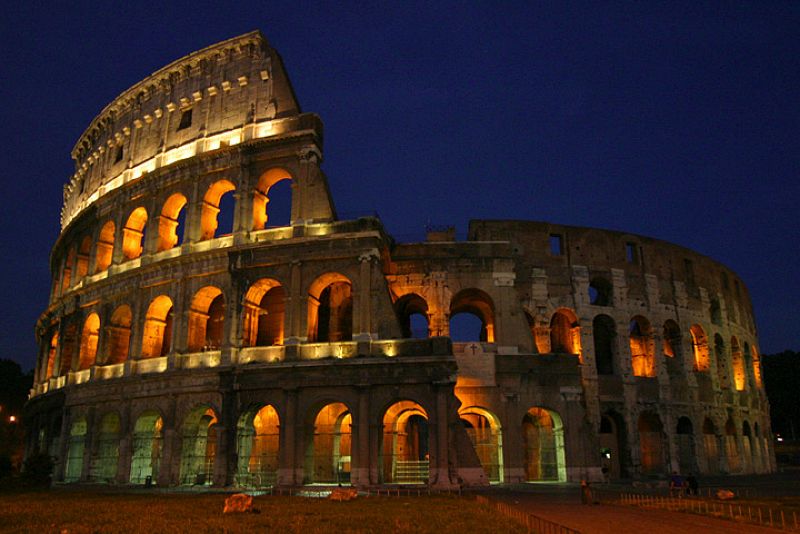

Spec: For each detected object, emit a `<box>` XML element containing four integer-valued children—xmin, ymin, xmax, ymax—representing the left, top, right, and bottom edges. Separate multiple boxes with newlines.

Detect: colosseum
<box><xmin>25</xmin><ymin>31</ymin><xmax>775</xmax><ymax>489</ymax></box>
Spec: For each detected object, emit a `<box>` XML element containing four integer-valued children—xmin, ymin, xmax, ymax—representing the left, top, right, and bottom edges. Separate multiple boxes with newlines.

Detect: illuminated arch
<box><xmin>550</xmin><ymin>308</ymin><xmax>581</xmax><ymax>358</ymax></box>
<box><xmin>89</xmin><ymin>412</ymin><xmax>120</xmax><ymax>482</ymax></box>
<box><xmin>141</xmin><ymin>295</ymin><xmax>173</xmax><ymax>358</ymax></box>
<box><xmin>78</xmin><ymin>312</ymin><xmax>100</xmax><ymax>370</ymax></box>
<box><xmin>64</xmin><ymin>417</ymin><xmax>87</xmax><ymax>482</ymax></box>
<box><xmin>187</xmin><ymin>286</ymin><xmax>225</xmax><ymax>352</ymax></box>
<box><xmin>45</xmin><ymin>331</ymin><xmax>58</xmax><ymax>380</ymax></box>
<box><xmin>731</xmin><ymin>336</ymin><xmax>746</xmax><ymax>391</ymax></box>
<box><xmin>242</xmin><ymin>279</ymin><xmax>285</xmax><ymax>347</ymax></box>
<box><xmin>522</xmin><ymin>407</ymin><xmax>566</xmax><ymax>481</ymax></box>
<box><xmin>130</xmin><ymin>410</ymin><xmax>163</xmax><ymax>484</ymax></box>
<box><xmin>690</xmin><ymin>324</ymin><xmax>709</xmax><ymax>372</ymax></box>
<box><xmin>394</xmin><ymin>293</ymin><xmax>429</xmax><ymax>339</ymax></box>
<box><xmin>751</xmin><ymin>345</ymin><xmax>762</xmax><ymax>388</ymax></box>
<box><xmin>94</xmin><ymin>220</ymin><xmax>115</xmax><ymax>273</ymax></box>
<box><xmin>122</xmin><ymin>207</ymin><xmax>148</xmax><ymax>260</ymax></box>
<box><xmin>105</xmin><ymin>305</ymin><xmax>132</xmax><ymax>365</ymax></box>
<box><xmin>662</xmin><ymin>320</ymin><xmax>682</xmax><ymax>376</ymax></box>
<box><xmin>236</xmin><ymin>404</ymin><xmax>280</xmax><ymax>487</ymax></box>
<box><xmin>179</xmin><ymin>406</ymin><xmax>219</xmax><ymax>485</ymax></box>
<box><xmin>157</xmin><ymin>193</ymin><xmax>187</xmax><ymax>251</ymax></box>
<box><xmin>200</xmin><ymin>179</ymin><xmax>236</xmax><ymax>240</ymax></box>
<box><xmin>76</xmin><ymin>235</ymin><xmax>92</xmax><ymax>279</ymax></box>
<box><xmin>629</xmin><ymin>315</ymin><xmax>655</xmax><ymax>377</ymax></box>
<box><xmin>306</xmin><ymin>402</ymin><xmax>352</xmax><ymax>484</ymax></box>
<box><xmin>381</xmin><ymin>400</ymin><xmax>429</xmax><ymax>484</ymax></box>
<box><xmin>307</xmin><ymin>273</ymin><xmax>353</xmax><ymax>342</ymax></box>
<box><xmin>450</xmin><ymin>288</ymin><xmax>495</xmax><ymax>342</ymax></box>
<box><xmin>459</xmin><ymin>406</ymin><xmax>503</xmax><ymax>483</ymax></box>
<box><xmin>253</xmin><ymin>167</ymin><xmax>292</xmax><ymax>230</ymax></box>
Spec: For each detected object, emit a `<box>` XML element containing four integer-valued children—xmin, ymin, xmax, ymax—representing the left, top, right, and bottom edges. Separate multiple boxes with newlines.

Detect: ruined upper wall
<box><xmin>61</xmin><ymin>31</ymin><xmax>302</xmax><ymax>230</ymax></box>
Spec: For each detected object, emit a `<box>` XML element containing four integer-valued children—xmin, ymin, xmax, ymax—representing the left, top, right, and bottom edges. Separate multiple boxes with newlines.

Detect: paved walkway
<box><xmin>488</xmin><ymin>486</ymin><xmax>782</xmax><ymax>534</ymax></box>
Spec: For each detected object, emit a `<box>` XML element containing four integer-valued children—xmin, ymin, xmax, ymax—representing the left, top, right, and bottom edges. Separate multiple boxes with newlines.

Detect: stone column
<box><xmin>116</xmin><ymin>404</ymin><xmax>132</xmax><ymax>483</ymax></box>
<box><xmin>278</xmin><ymin>389</ymin><xmax>298</xmax><ymax>486</ymax></box>
<box><xmin>351</xmin><ymin>387</ymin><xmax>370</xmax><ymax>486</ymax></box>
<box><xmin>80</xmin><ymin>407</ymin><xmax>96</xmax><ymax>481</ymax></box>
<box><xmin>284</xmin><ymin>261</ymin><xmax>303</xmax><ymax>344</ymax></box>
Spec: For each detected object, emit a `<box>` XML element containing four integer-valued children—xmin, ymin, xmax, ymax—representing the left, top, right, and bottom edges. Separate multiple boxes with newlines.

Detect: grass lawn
<box><xmin>0</xmin><ymin>490</ymin><xmax>525</xmax><ymax>533</ymax></box>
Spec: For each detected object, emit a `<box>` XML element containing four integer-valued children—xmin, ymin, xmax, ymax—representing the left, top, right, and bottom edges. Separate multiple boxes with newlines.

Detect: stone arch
<box><xmin>187</xmin><ymin>286</ymin><xmax>225</xmax><ymax>352</ymax></box>
<box><xmin>76</xmin><ymin>235</ymin><xmax>92</xmax><ymax>279</ymax></box>
<box><xmin>724</xmin><ymin>417</ymin><xmax>740</xmax><ymax>473</ymax></box>
<box><xmin>89</xmin><ymin>411</ymin><xmax>120</xmax><ymax>482</ymax></box>
<box><xmin>105</xmin><ymin>305</ymin><xmax>132</xmax><ymax>365</ymax></box>
<box><xmin>141</xmin><ymin>295</ymin><xmax>174</xmax><ymax>358</ymax></box>
<box><xmin>662</xmin><ymin>320</ymin><xmax>682</xmax><ymax>376</ymax></box>
<box><xmin>742</xmin><ymin>420</ymin><xmax>754</xmax><ymax>473</ymax></box>
<box><xmin>676</xmin><ymin>416</ymin><xmax>695</xmax><ymax>473</ymax></box>
<box><xmin>253</xmin><ymin>167</ymin><xmax>293</xmax><ymax>230</ymax></box>
<box><xmin>242</xmin><ymin>279</ymin><xmax>286</xmax><ymax>347</ymax></box>
<box><xmin>714</xmin><ymin>334</ymin><xmax>729</xmax><ymax>389</ymax></box>
<box><xmin>94</xmin><ymin>220</ymin><xmax>115</xmax><ymax>273</ymax></box>
<box><xmin>449</xmin><ymin>288</ymin><xmax>495</xmax><ymax>343</ymax></box>
<box><xmin>130</xmin><ymin>410</ymin><xmax>163</xmax><ymax>484</ymax></box>
<box><xmin>638</xmin><ymin>411</ymin><xmax>665</xmax><ymax>475</ymax></box>
<box><xmin>200</xmin><ymin>179</ymin><xmax>236</xmax><ymax>240</ymax></box>
<box><xmin>307</xmin><ymin>273</ymin><xmax>353</xmax><ymax>342</ymax></box>
<box><xmin>179</xmin><ymin>405</ymin><xmax>219</xmax><ymax>485</ymax></box>
<box><xmin>731</xmin><ymin>336</ymin><xmax>746</xmax><ymax>391</ymax></box>
<box><xmin>598</xmin><ymin>411</ymin><xmax>628</xmax><ymax>480</ymax></box>
<box><xmin>45</xmin><ymin>331</ymin><xmax>58</xmax><ymax>380</ymax></box>
<box><xmin>751</xmin><ymin>345</ymin><xmax>762</xmax><ymax>388</ymax></box>
<box><xmin>61</xmin><ymin>246</ymin><xmax>76</xmax><ymax>293</ymax></box>
<box><xmin>690</xmin><ymin>324</ymin><xmax>709</xmax><ymax>372</ymax></box>
<box><xmin>394</xmin><ymin>293</ymin><xmax>429</xmax><ymax>339</ymax></box>
<box><xmin>702</xmin><ymin>418</ymin><xmax>720</xmax><ymax>474</ymax></box>
<box><xmin>122</xmin><ymin>206</ymin><xmax>148</xmax><ymax>260</ymax></box>
<box><xmin>522</xmin><ymin>407</ymin><xmax>566</xmax><ymax>481</ymax></box>
<box><xmin>381</xmin><ymin>400</ymin><xmax>430</xmax><ymax>484</ymax></box>
<box><xmin>78</xmin><ymin>312</ymin><xmax>100</xmax><ymax>370</ymax></box>
<box><xmin>593</xmin><ymin>314</ymin><xmax>616</xmax><ymax>375</ymax></box>
<box><xmin>236</xmin><ymin>404</ymin><xmax>280</xmax><ymax>487</ymax></box>
<box><xmin>157</xmin><ymin>192</ymin><xmax>188</xmax><ymax>251</ymax></box>
<box><xmin>64</xmin><ymin>416</ymin><xmax>88</xmax><ymax>482</ymax></box>
<box><xmin>589</xmin><ymin>277</ymin><xmax>612</xmax><ymax>306</ymax></box>
<box><xmin>550</xmin><ymin>308</ymin><xmax>581</xmax><ymax>358</ymax></box>
<box><xmin>524</xmin><ymin>309</ymin><xmax>548</xmax><ymax>354</ymax></box>
<box><xmin>629</xmin><ymin>315</ymin><xmax>655</xmax><ymax>377</ymax></box>
<box><xmin>59</xmin><ymin>323</ymin><xmax>78</xmax><ymax>375</ymax></box>
<box><xmin>459</xmin><ymin>406</ymin><xmax>503</xmax><ymax>483</ymax></box>
<box><xmin>306</xmin><ymin>401</ymin><xmax>352</xmax><ymax>484</ymax></box>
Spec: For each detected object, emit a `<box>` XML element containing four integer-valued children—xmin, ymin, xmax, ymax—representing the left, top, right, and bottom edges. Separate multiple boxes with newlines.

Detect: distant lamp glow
<box><xmin>8</xmin><ymin>415</ymin><xmax>17</xmax><ymax>423</ymax></box>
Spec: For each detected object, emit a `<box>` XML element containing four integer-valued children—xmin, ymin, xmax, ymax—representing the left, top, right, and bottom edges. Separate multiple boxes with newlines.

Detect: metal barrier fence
<box><xmin>475</xmin><ymin>495</ymin><xmax>581</xmax><ymax>534</ymax></box>
<box><xmin>595</xmin><ymin>488</ymin><xmax>799</xmax><ymax>531</ymax></box>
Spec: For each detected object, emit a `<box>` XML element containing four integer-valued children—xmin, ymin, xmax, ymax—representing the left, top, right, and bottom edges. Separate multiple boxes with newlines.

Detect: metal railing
<box><xmin>475</xmin><ymin>495</ymin><xmax>581</xmax><ymax>534</ymax></box>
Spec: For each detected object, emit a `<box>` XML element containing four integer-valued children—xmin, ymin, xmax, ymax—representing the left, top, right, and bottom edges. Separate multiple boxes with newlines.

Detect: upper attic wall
<box><xmin>61</xmin><ymin>31</ymin><xmax>303</xmax><ymax>230</ymax></box>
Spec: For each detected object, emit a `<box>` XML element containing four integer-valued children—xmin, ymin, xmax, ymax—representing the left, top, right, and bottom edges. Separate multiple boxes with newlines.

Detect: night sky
<box><xmin>1</xmin><ymin>2</ymin><xmax>798</xmax><ymax>371</ymax></box>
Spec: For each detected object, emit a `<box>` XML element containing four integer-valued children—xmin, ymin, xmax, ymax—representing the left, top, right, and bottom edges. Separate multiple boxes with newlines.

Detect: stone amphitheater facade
<box><xmin>25</xmin><ymin>31</ymin><xmax>775</xmax><ymax>488</ymax></box>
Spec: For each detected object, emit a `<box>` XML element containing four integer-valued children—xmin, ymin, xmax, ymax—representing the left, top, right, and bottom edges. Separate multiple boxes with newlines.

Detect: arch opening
<box><xmin>78</xmin><ymin>313</ymin><xmax>100</xmax><ymax>370</ymax></box>
<box><xmin>395</xmin><ymin>293</ymin><xmax>430</xmax><ymax>339</ymax></box>
<box><xmin>676</xmin><ymin>416</ymin><xmax>695</xmax><ymax>474</ymax></box>
<box><xmin>76</xmin><ymin>236</ymin><xmax>92</xmax><ymax>279</ymax></box>
<box><xmin>450</xmin><ymin>288</ymin><xmax>495</xmax><ymax>343</ymax></box>
<box><xmin>94</xmin><ymin>220</ymin><xmax>115</xmax><ymax>273</ymax></box>
<box><xmin>179</xmin><ymin>406</ymin><xmax>219</xmax><ymax>485</ymax></box>
<box><xmin>243</xmin><ymin>279</ymin><xmax>285</xmax><ymax>347</ymax></box>
<box><xmin>381</xmin><ymin>400</ymin><xmax>429</xmax><ymax>484</ymax></box>
<box><xmin>306</xmin><ymin>402</ymin><xmax>352</xmax><ymax>484</ymax></box>
<box><xmin>690</xmin><ymin>324</ymin><xmax>710</xmax><ymax>372</ymax></box>
<box><xmin>593</xmin><ymin>314</ymin><xmax>616</xmax><ymax>375</ymax></box>
<box><xmin>589</xmin><ymin>277</ymin><xmax>612</xmax><ymax>306</ymax></box>
<box><xmin>549</xmin><ymin>309</ymin><xmax>581</xmax><ymax>358</ymax></box>
<box><xmin>105</xmin><ymin>305</ymin><xmax>131</xmax><ymax>365</ymax></box>
<box><xmin>122</xmin><ymin>207</ymin><xmax>148</xmax><ymax>260</ymax></box>
<box><xmin>523</xmin><ymin>407</ymin><xmax>566</xmax><ymax>482</ymax></box>
<box><xmin>141</xmin><ymin>295</ymin><xmax>173</xmax><ymax>358</ymax></box>
<box><xmin>629</xmin><ymin>316</ymin><xmax>655</xmax><ymax>377</ymax></box>
<box><xmin>460</xmin><ymin>407</ymin><xmax>503</xmax><ymax>483</ymax></box>
<box><xmin>236</xmin><ymin>405</ymin><xmax>280</xmax><ymax>487</ymax></box>
<box><xmin>187</xmin><ymin>286</ymin><xmax>225</xmax><ymax>352</ymax></box>
<box><xmin>130</xmin><ymin>411</ymin><xmax>163</xmax><ymax>485</ymax></box>
<box><xmin>307</xmin><ymin>273</ymin><xmax>352</xmax><ymax>343</ymax></box>
<box><xmin>599</xmin><ymin>412</ymin><xmax>627</xmax><ymax>480</ymax></box>
<box><xmin>157</xmin><ymin>193</ymin><xmax>188</xmax><ymax>251</ymax></box>
<box><xmin>253</xmin><ymin>168</ymin><xmax>292</xmax><ymax>230</ymax></box>
<box><xmin>201</xmin><ymin>179</ymin><xmax>236</xmax><ymax>240</ymax></box>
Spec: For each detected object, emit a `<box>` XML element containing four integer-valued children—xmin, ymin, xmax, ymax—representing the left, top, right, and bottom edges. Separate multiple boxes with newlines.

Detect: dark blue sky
<box><xmin>1</xmin><ymin>2</ymin><xmax>798</xmax><ymax>370</ymax></box>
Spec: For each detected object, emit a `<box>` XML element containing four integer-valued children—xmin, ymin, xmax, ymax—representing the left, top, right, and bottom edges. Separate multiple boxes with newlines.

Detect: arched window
<box><xmin>122</xmin><ymin>207</ymin><xmax>148</xmax><ymax>260</ymax></box>
<box><xmin>157</xmin><ymin>193</ymin><xmax>187</xmax><ymax>251</ymax></box>
<box><xmin>549</xmin><ymin>309</ymin><xmax>581</xmax><ymax>358</ymax></box>
<box><xmin>94</xmin><ymin>220</ymin><xmax>115</xmax><ymax>273</ymax></box>
<box><xmin>593</xmin><ymin>314</ymin><xmax>616</xmax><ymax>375</ymax></box>
<box><xmin>76</xmin><ymin>236</ymin><xmax>92</xmax><ymax>279</ymax></box>
<box><xmin>187</xmin><ymin>287</ymin><xmax>225</xmax><ymax>352</ymax></box>
<box><xmin>629</xmin><ymin>316</ymin><xmax>655</xmax><ymax>377</ymax></box>
<box><xmin>662</xmin><ymin>320</ymin><xmax>682</xmax><ymax>375</ymax></box>
<box><xmin>105</xmin><ymin>305</ymin><xmax>132</xmax><ymax>365</ymax></box>
<box><xmin>731</xmin><ymin>336</ymin><xmax>745</xmax><ymax>391</ymax></box>
<box><xmin>714</xmin><ymin>334</ymin><xmax>728</xmax><ymax>388</ymax></box>
<box><xmin>141</xmin><ymin>296</ymin><xmax>173</xmax><ymax>358</ymax></box>
<box><xmin>78</xmin><ymin>313</ymin><xmax>100</xmax><ymax>370</ymax></box>
<box><xmin>450</xmin><ymin>288</ymin><xmax>495</xmax><ymax>342</ymax></box>
<box><xmin>394</xmin><ymin>293</ymin><xmax>429</xmax><ymax>339</ymax></box>
<box><xmin>201</xmin><ymin>180</ymin><xmax>236</xmax><ymax>240</ymax></box>
<box><xmin>243</xmin><ymin>279</ymin><xmax>286</xmax><ymax>347</ymax></box>
<box><xmin>253</xmin><ymin>168</ymin><xmax>292</xmax><ymax>230</ymax></box>
<box><xmin>588</xmin><ymin>277</ymin><xmax>612</xmax><ymax>306</ymax></box>
<box><xmin>61</xmin><ymin>247</ymin><xmax>76</xmax><ymax>293</ymax></box>
<box><xmin>307</xmin><ymin>273</ymin><xmax>353</xmax><ymax>342</ymax></box>
<box><xmin>689</xmin><ymin>324</ymin><xmax>709</xmax><ymax>372</ymax></box>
